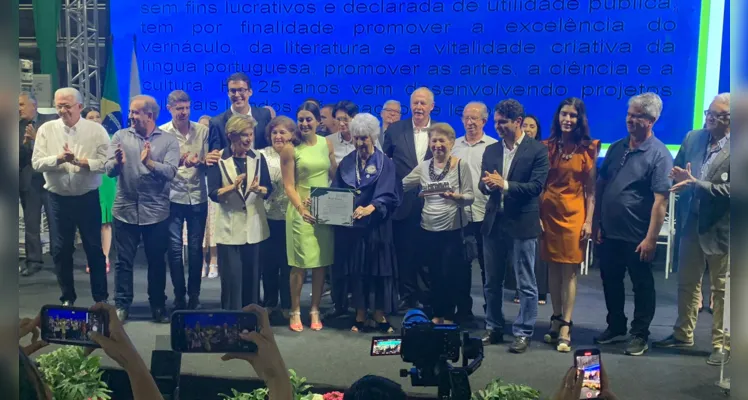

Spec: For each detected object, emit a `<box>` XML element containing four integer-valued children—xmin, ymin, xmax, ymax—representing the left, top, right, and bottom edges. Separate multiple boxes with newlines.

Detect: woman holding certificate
<box><xmin>402</xmin><ymin>123</ymin><xmax>474</xmax><ymax>324</ymax></box>
<box><xmin>332</xmin><ymin>113</ymin><xmax>401</xmax><ymax>333</ymax></box>
<box><xmin>281</xmin><ymin>101</ymin><xmax>337</xmax><ymax>332</ymax></box>
<box><xmin>207</xmin><ymin>114</ymin><xmax>272</xmax><ymax>310</ymax></box>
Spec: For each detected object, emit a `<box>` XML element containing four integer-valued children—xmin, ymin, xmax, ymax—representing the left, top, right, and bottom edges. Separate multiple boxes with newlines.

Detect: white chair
<box><xmin>581</xmin><ymin>192</ymin><xmax>677</xmax><ymax>277</ymax></box>
<box><xmin>658</xmin><ymin>192</ymin><xmax>677</xmax><ymax>279</ymax></box>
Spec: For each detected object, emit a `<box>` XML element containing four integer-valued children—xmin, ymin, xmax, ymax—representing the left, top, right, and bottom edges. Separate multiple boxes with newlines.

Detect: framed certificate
<box><xmin>310</xmin><ymin>187</ymin><xmax>357</xmax><ymax>226</ymax></box>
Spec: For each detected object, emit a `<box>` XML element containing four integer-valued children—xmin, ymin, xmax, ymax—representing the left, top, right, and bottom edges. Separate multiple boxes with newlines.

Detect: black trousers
<box><xmin>20</xmin><ymin>184</ymin><xmax>47</xmax><ymax>269</ymax></box>
<box><xmin>113</xmin><ymin>218</ymin><xmax>169</xmax><ymax>310</ymax></box>
<box><xmin>218</xmin><ymin>242</ymin><xmax>261</xmax><ymax>310</ymax></box>
<box><xmin>393</xmin><ymin>215</ymin><xmax>426</xmax><ymax>304</ymax></box>
<box><xmin>47</xmin><ymin>190</ymin><xmax>108</xmax><ymax>303</ymax></box>
<box><xmin>599</xmin><ymin>238</ymin><xmax>656</xmax><ymax>339</ymax></box>
<box><xmin>456</xmin><ymin>221</ymin><xmax>485</xmax><ymax>315</ymax></box>
<box><xmin>261</xmin><ymin>219</ymin><xmax>291</xmax><ymax>309</ymax></box>
<box><xmin>167</xmin><ymin>202</ymin><xmax>207</xmax><ymax>302</ymax></box>
<box><xmin>421</xmin><ymin>229</ymin><xmax>463</xmax><ymax>320</ymax></box>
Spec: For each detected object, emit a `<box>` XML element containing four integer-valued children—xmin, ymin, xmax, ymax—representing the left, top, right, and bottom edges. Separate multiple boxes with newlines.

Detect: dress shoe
<box><xmin>20</xmin><ymin>265</ymin><xmax>42</xmax><ymax>277</ymax></box>
<box><xmin>173</xmin><ymin>297</ymin><xmax>187</xmax><ymax>311</ymax></box>
<box><xmin>481</xmin><ymin>330</ymin><xmax>504</xmax><ymax>345</ymax></box>
<box><xmin>509</xmin><ymin>336</ymin><xmax>530</xmax><ymax>353</ymax></box>
<box><xmin>151</xmin><ymin>307</ymin><xmax>169</xmax><ymax>324</ymax></box>
<box><xmin>187</xmin><ymin>297</ymin><xmax>201</xmax><ymax>310</ymax></box>
<box><xmin>116</xmin><ymin>308</ymin><xmax>129</xmax><ymax>322</ymax></box>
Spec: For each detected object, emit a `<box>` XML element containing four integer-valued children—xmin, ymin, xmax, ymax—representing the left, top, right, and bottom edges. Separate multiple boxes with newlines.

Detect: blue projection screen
<box><xmin>111</xmin><ymin>0</ymin><xmax>701</xmax><ymax>145</ymax></box>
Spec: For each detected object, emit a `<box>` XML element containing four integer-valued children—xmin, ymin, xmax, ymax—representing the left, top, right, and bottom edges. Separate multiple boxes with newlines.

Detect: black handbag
<box><xmin>457</xmin><ymin>160</ymin><xmax>479</xmax><ymax>263</ymax></box>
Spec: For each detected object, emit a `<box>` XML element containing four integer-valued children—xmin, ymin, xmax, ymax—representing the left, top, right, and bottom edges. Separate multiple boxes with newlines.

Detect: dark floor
<box><xmin>19</xmin><ymin>250</ymin><xmax>730</xmax><ymax>399</ymax></box>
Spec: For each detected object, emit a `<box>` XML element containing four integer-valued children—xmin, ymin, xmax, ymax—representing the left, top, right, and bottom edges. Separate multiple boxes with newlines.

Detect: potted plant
<box><xmin>471</xmin><ymin>379</ymin><xmax>541</xmax><ymax>400</ymax></box>
<box><xmin>36</xmin><ymin>346</ymin><xmax>112</xmax><ymax>400</ymax></box>
<box><xmin>220</xmin><ymin>369</ymin><xmax>315</xmax><ymax>400</ymax></box>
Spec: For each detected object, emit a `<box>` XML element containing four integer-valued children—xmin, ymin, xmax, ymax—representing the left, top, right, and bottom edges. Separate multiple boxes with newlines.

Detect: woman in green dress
<box><xmin>83</xmin><ymin>107</ymin><xmax>113</xmax><ymax>273</ymax></box>
<box><xmin>281</xmin><ymin>102</ymin><xmax>337</xmax><ymax>332</ymax></box>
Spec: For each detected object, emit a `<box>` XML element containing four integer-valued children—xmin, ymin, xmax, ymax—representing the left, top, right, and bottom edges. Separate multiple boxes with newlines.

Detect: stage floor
<box><xmin>19</xmin><ymin>251</ymin><xmax>729</xmax><ymax>399</ymax></box>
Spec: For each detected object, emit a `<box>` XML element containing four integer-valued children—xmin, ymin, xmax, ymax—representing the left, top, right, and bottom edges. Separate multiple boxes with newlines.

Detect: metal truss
<box><xmin>63</xmin><ymin>0</ymin><xmax>101</xmax><ymax>106</ymax></box>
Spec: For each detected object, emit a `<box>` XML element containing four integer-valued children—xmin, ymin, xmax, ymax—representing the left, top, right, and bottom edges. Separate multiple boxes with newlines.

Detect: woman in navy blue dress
<box><xmin>332</xmin><ymin>113</ymin><xmax>401</xmax><ymax>333</ymax></box>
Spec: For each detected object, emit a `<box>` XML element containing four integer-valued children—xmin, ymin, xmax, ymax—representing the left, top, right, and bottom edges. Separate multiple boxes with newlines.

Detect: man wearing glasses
<box><xmin>653</xmin><ymin>93</ymin><xmax>731</xmax><ymax>366</ymax></box>
<box><xmin>592</xmin><ymin>92</ymin><xmax>672</xmax><ymax>356</ymax></box>
<box><xmin>379</xmin><ymin>100</ymin><xmax>401</xmax><ymax>147</ymax></box>
<box><xmin>207</xmin><ymin>72</ymin><xmax>272</xmax><ymax>152</ymax></box>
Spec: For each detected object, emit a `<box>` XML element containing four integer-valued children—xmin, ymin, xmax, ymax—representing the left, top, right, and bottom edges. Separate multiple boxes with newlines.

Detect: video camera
<box><xmin>370</xmin><ymin>309</ymin><xmax>483</xmax><ymax>400</ymax></box>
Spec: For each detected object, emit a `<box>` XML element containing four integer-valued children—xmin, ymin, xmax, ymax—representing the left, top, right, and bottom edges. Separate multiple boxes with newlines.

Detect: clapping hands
<box><xmin>481</xmin><ymin>170</ymin><xmax>505</xmax><ymax>191</ymax></box>
<box><xmin>669</xmin><ymin>163</ymin><xmax>695</xmax><ymax>193</ymax></box>
<box><xmin>140</xmin><ymin>142</ymin><xmax>151</xmax><ymax>165</ymax></box>
<box><xmin>115</xmin><ymin>144</ymin><xmax>126</xmax><ymax>165</ymax></box>
<box><xmin>58</xmin><ymin>143</ymin><xmax>75</xmax><ymax>164</ymax></box>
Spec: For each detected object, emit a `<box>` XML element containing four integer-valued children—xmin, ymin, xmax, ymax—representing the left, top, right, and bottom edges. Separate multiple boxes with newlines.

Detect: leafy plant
<box><xmin>36</xmin><ymin>346</ymin><xmax>112</xmax><ymax>400</ymax></box>
<box><xmin>471</xmin><ymin>379</ymin><xmax>541</xmax><ymax>400</ymax></box>
<box><xmin>218</xmin><ymin>387</ymin><xmax>268</xmax><ymax>400</ymax></box>
<box><xmin>289</xmin><ymin>369</ymin><xmax>313</xmax><ymax>399</ymax></box>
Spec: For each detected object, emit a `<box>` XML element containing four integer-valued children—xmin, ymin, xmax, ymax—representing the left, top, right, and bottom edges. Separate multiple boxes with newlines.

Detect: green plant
<box><xmin>219</xmin><ymin>369</ymin><xmax>313</xmax><ymax>400</ymax></box>
<box><xmin>36</xmin><ymin>346</ymin><xmax>112</xmax><ymax>400</ymax></box>
<box><xmin>289</xmin><ymin>369</ymin><xmax>313</xmax><ymax>399</ymax></box>
<box><xmin>471</xmin><ymin>379</ymin><xmax>541</xmax><ymax>400</ymax></box>
<box><xmin>218</xmin><ymin>387</ymin><xmax>269</xmax><ymax>400</ymax></box>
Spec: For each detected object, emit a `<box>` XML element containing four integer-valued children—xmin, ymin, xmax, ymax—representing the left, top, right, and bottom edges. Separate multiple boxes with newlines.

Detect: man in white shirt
<box><xmin>31</xmin><ymin>87</ymin><xmax>111</xmax><ymax>306</ymax></box>
<box><xmin>451</xmin><ymin>101</ymin><xmax>497</xmax><ymax>322</ymax></box>
<box><xmin>160</xmin><ymin>90</ymin><xmax>210</xmax><ymax>311</ymax></box>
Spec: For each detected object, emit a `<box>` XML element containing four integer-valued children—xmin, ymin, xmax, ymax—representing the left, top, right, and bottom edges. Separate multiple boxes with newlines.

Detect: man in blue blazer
<box><xmin>653</xmin><ymin>93</ymin><xmax>731</xmax><ymax>365</ymax></box>
<box><xmin>479</xmin><ymin>99</ymin><xmax>549</xmax><ymax>353</ymax></box>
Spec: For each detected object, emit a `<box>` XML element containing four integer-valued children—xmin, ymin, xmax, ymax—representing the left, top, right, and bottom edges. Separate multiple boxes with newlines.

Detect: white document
<box><xmin>311</xmin><ymin>187</ymin><xmax>356</xmax><ymax>227</ymax></box>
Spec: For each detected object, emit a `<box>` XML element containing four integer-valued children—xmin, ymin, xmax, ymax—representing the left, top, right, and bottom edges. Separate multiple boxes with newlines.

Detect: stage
<box><xmin>19</xmin><ymin>249</ymin><xmax>729</xmax><ymax>399</ymax></box>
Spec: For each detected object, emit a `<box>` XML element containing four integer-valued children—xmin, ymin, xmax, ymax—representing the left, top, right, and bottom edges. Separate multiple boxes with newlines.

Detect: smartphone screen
<box><xmin>171</xmin><ymin>311</ymin><xmax>259</xmax><ymax>353</ymax></box>
<box><xmin>370</xmin><ymin>336</ymin><xmax>402</xmax><ymax>356</ymax></box>
<box><xmin>40</xmin><ymin>306</ymin><xmax>108</xmax><ymax>347</ymax></box>
<box><xmin>576</xmin><ymin>351</ymin><xmax>602</xmax><ymax>399</ymax></box>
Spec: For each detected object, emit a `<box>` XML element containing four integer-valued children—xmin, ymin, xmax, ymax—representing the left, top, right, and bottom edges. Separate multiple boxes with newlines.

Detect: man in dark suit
<box><xmin>382</xmin><ymin>87</ymin><xmax>435</xmax><ymax>310</ymax></box>
<box><xmin>19</xmin><ymin>91</ymin><xmax>57</xmax><ymax>276</ymax></box>
<box><xmin>479</xmin><ymin>99</ymin><xmax>549</xmax><ymax>353</ymax></box>
<box><xmin>208</xmin><ymin>72</ymin><xmax>272</xmax><ymax>152</ymax></box>
<box><xmin>653</xmin><ymin>93</ymin><xmax>731</xmax><ymax>365</ymax></box>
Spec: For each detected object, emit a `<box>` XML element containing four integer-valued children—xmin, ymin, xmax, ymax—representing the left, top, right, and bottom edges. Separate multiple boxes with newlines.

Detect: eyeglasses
<box><xmin>55</xmin><ymin>104</ymin><xmax>76</xmax><ymax>111</ymax></box>
<box><xmin>462</xmin><ymin>116</ymin><xmax>482</xmax><ymax>122</ymax></box>
<box><xmin>228</xmin><ymin>88</ymin><xmax>248</xmax><ymax>95</ymax></box>
<box><xmin>704</xmin><ymin>110</ymin><xmax>730</xmax><ymax>121</ymax></box>
<box><xmin>383</xmin><ymin>108</ymin><xmax>401</xmax><ymax>114</ymax></box>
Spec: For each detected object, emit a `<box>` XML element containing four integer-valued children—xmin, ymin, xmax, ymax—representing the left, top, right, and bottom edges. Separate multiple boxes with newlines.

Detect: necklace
<box><xmin>429</xmin><ymin>157</ymin><xmax>451</xmax><ymax>181</ymax></box>
<box><xmin>558</xmin><ymin>141</ymin><xmax>579</xmax><ymax>161</ymax></box>
<box><xmin>355</xmin><ymin>151</ymin><xmax>371</xmax><ymax>186</ymax></box>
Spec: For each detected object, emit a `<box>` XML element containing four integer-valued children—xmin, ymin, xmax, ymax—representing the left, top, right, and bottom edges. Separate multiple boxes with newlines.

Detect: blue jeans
<box><xmin>167</xmin><ymin>202</ymin><xmax>208</xmax><ymax>301</ymax></box>
<box><xmin>483</xmin><ymin>231</ymin><xmax>538</xmax><ymax>337</ymax></box>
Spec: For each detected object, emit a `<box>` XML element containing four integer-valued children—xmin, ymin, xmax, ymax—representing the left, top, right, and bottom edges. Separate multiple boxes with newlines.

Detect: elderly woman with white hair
<box><xmin>332</xmin><ymin>113</ymin><xmax>401</xmax><ymax>333</ymax></box>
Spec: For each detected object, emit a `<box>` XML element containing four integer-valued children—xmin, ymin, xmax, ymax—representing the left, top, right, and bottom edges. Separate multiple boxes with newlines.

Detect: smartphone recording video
<box><xmin>171</xmin><ymin>311</ymin><xmax>259</xmax><ymax>353</ymax></box>
<box><xmin>575</xmin><ymin>349</ymin><xmax>602</xmax><ymax>399</ymax></box>
<box><xmin>40</xmin><ymin>305</ymin><xmax>109</xmax><ymax>347</ymax></box>
<box><xmin>370</xmin><ymin>336</ymin><xmax>402</xmax><ymax>356</ymax></box>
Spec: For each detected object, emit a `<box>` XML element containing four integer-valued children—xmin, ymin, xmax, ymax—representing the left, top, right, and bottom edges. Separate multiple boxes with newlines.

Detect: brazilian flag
<box><xmin>101</xmin><ymin>37</ymin><xmax>123</xmax><ymax>135</ymax></box>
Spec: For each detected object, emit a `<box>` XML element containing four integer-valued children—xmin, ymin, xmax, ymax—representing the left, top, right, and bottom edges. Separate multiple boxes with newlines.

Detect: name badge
<box><xmin>721</xmin><ymin>172</ymin><xmax>728</xmax><ymax>181</ymax></box>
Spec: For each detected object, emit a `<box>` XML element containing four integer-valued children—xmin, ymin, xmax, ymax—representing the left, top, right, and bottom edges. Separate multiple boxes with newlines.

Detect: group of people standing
<box><xmin>20</xmin><ymin>72</ymin><xmax>730</xmax><ymax>365</ymax></box>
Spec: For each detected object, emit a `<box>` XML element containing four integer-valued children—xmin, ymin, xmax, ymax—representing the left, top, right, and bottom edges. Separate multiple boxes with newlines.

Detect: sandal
<box><xmin>309</xmin><ymin>311</ymin><xmax>323</xmax><ymax>331</ymax></box>
<box><xmin>289</xmin><ymin>311</ymin><xmax>303</xmax><ymax>332</ymax></box>
<box><xmin>556</xmin><ymin>319</ymin><xmax>573</xmax><ymax>353</ymax></box>
<box><xmin>544</xmin><ymin>314</ymin><xmax>562</xmax><ymax>344</ymax></box>
<box><xmin>351</xmin><ymin>320</ymin><xmax>367</xmax><ymax>333</ymax></box>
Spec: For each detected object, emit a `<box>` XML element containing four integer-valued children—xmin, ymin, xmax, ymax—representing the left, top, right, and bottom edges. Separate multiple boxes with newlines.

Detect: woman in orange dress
<box><xmin>540</xmin><ymin>98</ymin><xmax>599</xmax><ymax>352</ymax></box>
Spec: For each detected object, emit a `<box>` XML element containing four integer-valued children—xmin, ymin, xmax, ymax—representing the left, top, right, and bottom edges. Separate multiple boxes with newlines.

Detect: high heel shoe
<box><xmin>556</xmin><ymin>320</ymin><xmax>573</xmax><ymax>353</ymax></box>
<box><xmin>289</xmin><ymin>311</ymin><xmax>303</xmax><ymax>332</ymax></box>
<box><xmin>208</xmin><ymin>264</ymin><xmax>218</xmax><ymax>279</ymax></box>
<box><xmin>544</xmin><ymin>314</ymin><xmax>562</xmax><ymax>344</ymax></box>
<box><xmin>309</xmin><ymin>311</ymin><xmax>323</xmax><ymax>331</ymax></box>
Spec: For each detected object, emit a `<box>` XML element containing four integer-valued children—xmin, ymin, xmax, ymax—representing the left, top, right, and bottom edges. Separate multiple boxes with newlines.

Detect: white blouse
<box><xmin>213</xmin><ymin>153</ymin><xmax>269</xmax><ymax>245</ymax></box>
<box><xmin>259</xmin><ymin>147</ymin><xmax>288</xmax><ymax>221</ymax></box>
<box><xmin>403</xmin><ymin>158</ymin><xmax>474</xmax><ymax>232</ymax></box>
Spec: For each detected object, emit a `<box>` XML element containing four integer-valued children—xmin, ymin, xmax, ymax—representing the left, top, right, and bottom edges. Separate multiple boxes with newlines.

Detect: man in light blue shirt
<box><xmin>106</xmin><ymin>95</ymin><xmax>180</xmax><ymax>323</ymax></box>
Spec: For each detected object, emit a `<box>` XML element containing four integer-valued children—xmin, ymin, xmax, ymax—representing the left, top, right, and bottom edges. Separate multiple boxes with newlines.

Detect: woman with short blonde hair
<box><xmin>208</xmin><ymin>114</ymin><xmax>273</xmax><ymax>310</ymax></box>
